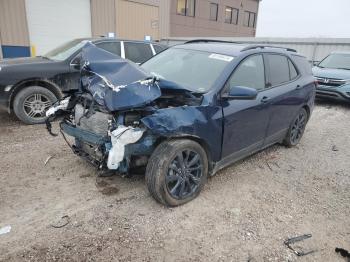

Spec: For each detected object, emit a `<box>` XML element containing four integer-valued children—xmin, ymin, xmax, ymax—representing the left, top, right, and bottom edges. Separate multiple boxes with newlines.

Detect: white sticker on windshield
<box><xmin>209</xmin><ymin>54</ymin><xmax>234</xmax><ymax>62</ymax></box>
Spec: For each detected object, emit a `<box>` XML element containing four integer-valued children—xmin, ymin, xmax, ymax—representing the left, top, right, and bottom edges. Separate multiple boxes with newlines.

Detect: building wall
<box><xmin>91</xmin><ymin>0</ymin><xmax>116</xmax><ymax>37</ymax></box>
<box><xmin>25</xmin><ymin>0</ymin><xmax>92</xmax><ymax>55</ymax></box>
<box><xmin>0</xmin><ymin>0</ymin><xmax>30</xmax><ymax>58</ymax></box>
<box><xmin>169</xmin><ymin>0</ymin><xmax>259</xmax><ymax>37</ymax></box>
<box><xmin>116</xmin><ymin>0</ymin><xmax>160</xmax><ymax>40</ymax></box>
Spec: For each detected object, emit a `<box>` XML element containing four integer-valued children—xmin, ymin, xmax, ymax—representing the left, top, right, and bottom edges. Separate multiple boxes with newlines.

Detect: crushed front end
<box><xmin>60</xmin><ymin>99</ymin><xmax>157</xmax><ymax>173</ymax></box>
<box><xmin>46</xmin><ymin>42</ymin><xmax>203</xmax><ymax>174</ymax></box>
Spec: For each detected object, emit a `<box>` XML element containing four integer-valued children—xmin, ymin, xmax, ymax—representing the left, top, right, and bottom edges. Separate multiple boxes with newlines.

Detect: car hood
<box><xmin>80</xmin><ymin>42</ymin><xmax>193</xmax><ymax>112</ymax></box>
<box><xmin>313</xmin><ymin>66</ymin><xmax>350</xmax><ymax>80</ymax></box>
<box><xmin>0</xmin><ymin>56</ymin><xmax>54</xmax><ymax>67</ymax></box>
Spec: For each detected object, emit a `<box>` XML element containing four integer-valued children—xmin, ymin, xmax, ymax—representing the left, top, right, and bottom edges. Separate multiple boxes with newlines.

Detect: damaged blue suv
<box><xmin>47</xmin><ymin>40</ymin><xmax>316</xmax><ymax>206</ymax></box>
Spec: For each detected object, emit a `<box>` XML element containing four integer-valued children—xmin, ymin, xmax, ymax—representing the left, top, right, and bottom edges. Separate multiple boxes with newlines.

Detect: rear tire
<box><xmin>283</xmin><ymin>108</ymin><xmax>308</xmax><ymax>147</ymax></box>
<box><xmin>13</xmin><ymin>86</ymin><xmax>58</xmax><ymax>125</ymax></box>
<box><xmin>145</xmin><ymin>139</ymin><xmax>208</xmax><ymax>207</ymax></box>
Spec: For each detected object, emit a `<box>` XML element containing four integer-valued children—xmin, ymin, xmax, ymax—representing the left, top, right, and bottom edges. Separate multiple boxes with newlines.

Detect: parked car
<box><xmin>0</xmin><ymin>38</ymin><xmax>167</xmax><ymax>124</ymax></box>
<box><xmin>313</xmin><ymin>51</ymin><xmax>350</xmax><ymax>102</ymax></box>
<box><xmin>47</xmin><ymin>40</ymin><xmax>316</xmax><ymax>206</ymax></box>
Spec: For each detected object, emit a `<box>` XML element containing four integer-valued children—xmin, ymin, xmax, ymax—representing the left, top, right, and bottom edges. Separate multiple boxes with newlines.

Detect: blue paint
<box><xmin>1</xmin><ymin>45</ymin><xmax>31</xmax><ymax>58</ymax></box>
<box><xmin>80</xmin><ymin>42</ymin><xmax>161</xmax><ymax>111</ymax></box>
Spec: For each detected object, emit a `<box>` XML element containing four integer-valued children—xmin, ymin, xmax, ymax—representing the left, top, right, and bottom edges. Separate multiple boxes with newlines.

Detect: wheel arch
<box><xmin>9</xmin><ymin>78</ymin><xmax>63</xmax><ymax>112</ymax></box>
<box><xmin>154</xmin><ymin>134</ymin><xmax>213</xmax><ymax>171</ymax></box>
<box><xmin>302</xmin><ymin>104</ymin><xmax>311</xmax><ymax>121</ymax></box>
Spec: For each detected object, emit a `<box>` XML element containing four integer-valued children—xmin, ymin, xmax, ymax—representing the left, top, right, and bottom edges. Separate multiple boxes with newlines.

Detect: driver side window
<box><xmin>228</xmin><ymin>54</ymin><xmax>265</xmax><ymax>91</ymax></box>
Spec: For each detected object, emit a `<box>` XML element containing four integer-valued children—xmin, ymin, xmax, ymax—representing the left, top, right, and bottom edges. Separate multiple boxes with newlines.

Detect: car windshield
<box><xmin>318</xmin><ymin>53</ymin><xmax>350</xmax><ymax>70</ymax></box>
<box><xmin>141</xmin><ymin>48</ymin><xmax>233</xmax><ymax>93</ymax></box>
<box><xmin>44</xmin><ymin>39</ymin><xmax>89</xmax><ymax>61</ymax></box>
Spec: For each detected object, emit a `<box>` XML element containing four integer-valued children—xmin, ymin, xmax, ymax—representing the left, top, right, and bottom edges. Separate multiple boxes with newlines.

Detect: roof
<box><xmin>74</xmin><ymin>37</ymin><xmax>164</xmax><ymax>45</ymax></box>
<box><xmin>331</xmin><ymin>51</ymin><xmax>350</xmax><ymax>55</ymax></box>
<box><xmin>173</xmin><ymin>41</ymin><xmax>298</xmax><ymax>57</ymax></box>
<box><xmin>174</xmin><ymin>42</ymin><xmax>249</xmax><ymax>57</ymax></box>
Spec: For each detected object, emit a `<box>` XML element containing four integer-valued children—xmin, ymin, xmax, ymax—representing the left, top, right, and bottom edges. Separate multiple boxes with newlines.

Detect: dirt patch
<box><xmin>0</xmin><ymin>101</ymin><xmax>349</xmax><ymax>261</ymax></box>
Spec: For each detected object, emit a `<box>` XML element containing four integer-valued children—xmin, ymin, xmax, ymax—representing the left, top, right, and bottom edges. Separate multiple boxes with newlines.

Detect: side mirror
<box><xmin>70</xmin><ymin>55</ymin><xmax>81</xmax><ymax>70</ymax></box>
<box><xmin>222</xmin><ymin>86</ymin><xmax>258</xmax><ymax>100</ymax></box>
<box><xmin>312</xmin><ymin>61</ymin><xmax>319</xmax><ymax>66</ymax></box>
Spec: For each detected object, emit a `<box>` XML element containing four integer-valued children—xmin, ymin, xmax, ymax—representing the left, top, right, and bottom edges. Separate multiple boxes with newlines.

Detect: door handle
<box><xmin>261</xmin><ymin>96</ymin><xmax>270</xmax><ymax>103</ymax></box>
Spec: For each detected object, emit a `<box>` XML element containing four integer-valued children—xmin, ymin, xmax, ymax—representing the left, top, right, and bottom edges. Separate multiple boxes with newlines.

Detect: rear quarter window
<box><xmin>292</xmin><ymin>55</ymin><xmax>312</xmax><ymax>75</ymax></box>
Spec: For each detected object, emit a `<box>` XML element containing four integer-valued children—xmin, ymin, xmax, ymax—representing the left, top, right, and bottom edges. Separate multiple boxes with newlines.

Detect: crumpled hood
<box><xmin>313</xmin><ymin>66</ymin><xmax>350</xmax><ymax>80</ymax></box>
<box><xmin>80</xmin><ymin>42</ymin><xmax>161</xmax><ymax>111</ymax></box>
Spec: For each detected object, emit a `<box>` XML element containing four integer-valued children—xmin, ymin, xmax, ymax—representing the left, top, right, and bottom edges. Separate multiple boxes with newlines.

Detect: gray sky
<box><xmin>256</xmin><ymin>0</ymin><xmax>350</xmax><ymax>38</ymax></box>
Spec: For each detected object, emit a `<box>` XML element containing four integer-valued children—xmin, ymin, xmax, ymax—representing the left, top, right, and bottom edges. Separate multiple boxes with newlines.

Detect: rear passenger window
<box><xmin>124</xmin><ymin>42</ymin><xmax>153</xmax><ymax>64</ymax></box>
<box><xmin>96</xmin><ymin>42</ymin><xmax>121</xmax><ymax>56</ymax></box>
<box><xmin>153</xmin><ymin>45</ymin><xmax>166</xmax><ymax>54</ymax></box>
<box><xmin>266</xmin><ymin>54</ymin><xmax>290</xmax><ymax>86</ymax></box>
<box><xmin>292</xmin><ymin>55</ymin><xmax>312</xmax><ymax>75</ymax></box>
<box><xmin>229</xmin><ymin>54</ymin><xmax>265</xmax><ymax>91</ymax></box>
<box><xmin>288</xmin><ymin>60</ymin><xmax>298</xmax><ymax>80</ymax></box>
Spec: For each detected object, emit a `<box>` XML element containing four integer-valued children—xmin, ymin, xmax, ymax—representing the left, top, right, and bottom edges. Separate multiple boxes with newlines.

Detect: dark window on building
<box><xmin>153</xmin><ymin>44</ymin><xmax>167</xmax><ymax>54</ymax></box>
<box><xmin>229</xmin><ymin>55</ymin><xmax>265</xmax><ymax>91</ymax></box>
<box><xmin>210</xmin><ymin>3</ymin><xmax>218</xmax><ymax>21</ymax></box>
<box><xmin>288</xmin><ymin>60</ymin><xmax>298</xmax><ymax>80</ymax></box>
<box><xmin>225</xmin><ymin>7</ymin><xmax>239</xmax><ymax>24</ymax></box>
<box><xmin>177</xmin><ymin>0</ymin><xmax>195</xmax><ymax>17</ymax></box>
<box><xmin>244</xmin><ymin>11</ymin><xmax>256</xmax><ymax>27</ymax></box>
<box><xmin>96</xmin><ymin>41</ymin><xmax>121</xmax><ymax>56</ymax></box>
<box><xmin>232</xmin><ymin>8</ymin><xmax>239</xmax><ymax>24</ymax></box>
<box><xmin>124</xmin><ymin>42</ymin><xmax>153</xmax><ymax>64</ymax></box>
<box><xmin>266</xmin><ymin>54</ymin><xmax>290</xmax><ymax>86</ymax></box>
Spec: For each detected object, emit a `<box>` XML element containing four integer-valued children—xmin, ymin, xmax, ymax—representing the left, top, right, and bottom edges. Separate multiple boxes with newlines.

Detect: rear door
<box><xmin>221</xmin><ymin>54</ymin><xmax>270</xmax><ymax>159</ymax></box>
<box><xmin>262</xmin><ymin>53</ymin><xmax>303</xmax><ymax>145</ymax></box>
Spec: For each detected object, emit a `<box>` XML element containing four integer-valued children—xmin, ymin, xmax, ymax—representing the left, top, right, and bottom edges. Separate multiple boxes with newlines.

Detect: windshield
<box><xmin>44</xmin><ymin>39</ymin><xmax>89</xmax><ymax>61</ymax></box>
<box><xmin>141</xmin><ymin>48</ymin><xmax>233</xmax><ymax>93</ymax></box>
<box><xmin>318</xmin><ymin>53</ymin><xmax>350</xmax><ymax>70</ymax></box>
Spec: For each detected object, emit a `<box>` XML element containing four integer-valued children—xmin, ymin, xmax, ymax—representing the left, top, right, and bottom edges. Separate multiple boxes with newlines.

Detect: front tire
<box><xmin>283</xmin><ymin>108</ymin><xmax>308</xmax><ymax>147</ymax></box>
<box><xmin>13</xmin><ymin>86</ymin><xmax>58</xmax><ymax>124</ymax></box>
<box><xmin>145</xmin><ymin>139</ymin><xmax>208</xmax><ymax>207</ymax></box>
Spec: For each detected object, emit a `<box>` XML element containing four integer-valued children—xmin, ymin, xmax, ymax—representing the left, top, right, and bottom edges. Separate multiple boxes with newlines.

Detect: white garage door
<box><xmin>25</xmin><ymin>0</ymin><xmax>92</xmax><ymax>55</ymax></box>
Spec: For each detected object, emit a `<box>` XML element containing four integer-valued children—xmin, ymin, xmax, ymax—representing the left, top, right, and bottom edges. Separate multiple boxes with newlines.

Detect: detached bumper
<box><xmin>60</xmin><ymin>122</ymin><xmax>108</xmax><ymax>146</ymax></box>
<box><xmin>60</xmin><ymin>122</ymin><xmax>109</xmax><ymax>168</ymax></box>
<box><xmin>60</xmin><ymin>121</ymin><xmax>156</xmax><ymax>171</ymax></box>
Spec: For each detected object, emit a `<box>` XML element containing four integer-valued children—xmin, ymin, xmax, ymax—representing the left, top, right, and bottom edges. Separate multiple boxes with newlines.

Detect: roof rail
<box><xmin>184</xmin><ymin>39</ymin><xmax>238</xmax><ymax>44</ymax></box>
<box><xmin>241</xmin><ymin>45</ymin><xmax>297</xmax><ymax>53</ymax></box>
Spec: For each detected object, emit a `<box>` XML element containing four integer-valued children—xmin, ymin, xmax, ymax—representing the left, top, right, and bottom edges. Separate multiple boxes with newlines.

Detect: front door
<box><xmin>221</xmin><ymin>54</ymin><xmax>270</xmax><ymax>159</ymax></box>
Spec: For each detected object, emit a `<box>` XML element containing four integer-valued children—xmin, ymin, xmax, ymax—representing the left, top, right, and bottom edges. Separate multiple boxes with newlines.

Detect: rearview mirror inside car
<box><xmin>222</xmin><ymin>86</ymin><xmax>258</xmax><ymax>100</ymax></box>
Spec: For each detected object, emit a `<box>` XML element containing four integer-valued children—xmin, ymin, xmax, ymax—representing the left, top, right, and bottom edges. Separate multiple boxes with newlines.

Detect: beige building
<box><xmin>92</xmin><ymin>0</ymin><xmax>260</xmax><ymax>39</ymax></box>
<box><xmin>0</xmin><ymin>0</ymin><xmax>260</xmax><ymax>58</ymax></box>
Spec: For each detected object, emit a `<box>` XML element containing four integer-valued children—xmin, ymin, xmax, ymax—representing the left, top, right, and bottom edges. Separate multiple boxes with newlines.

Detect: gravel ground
<box><xmin>0</xmin><ymin>101</ymin><xmax>349</xmax><ymax>262</ymax></box>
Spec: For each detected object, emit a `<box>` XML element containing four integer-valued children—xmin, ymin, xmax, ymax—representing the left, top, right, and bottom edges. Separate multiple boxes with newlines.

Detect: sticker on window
<box><xmin>209</xmin><ymin>54</ymin><xmax>234</xmax><ymax>62</ymax></box>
